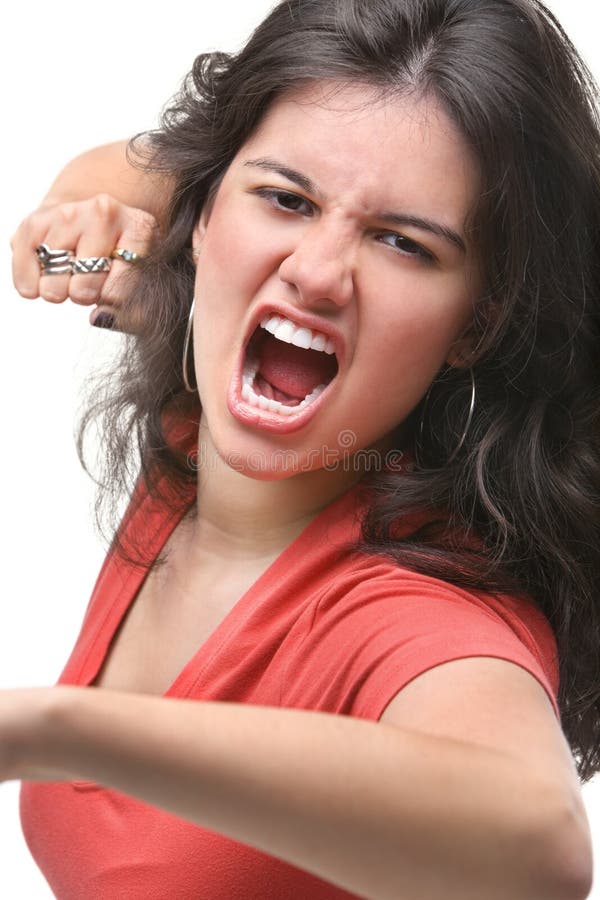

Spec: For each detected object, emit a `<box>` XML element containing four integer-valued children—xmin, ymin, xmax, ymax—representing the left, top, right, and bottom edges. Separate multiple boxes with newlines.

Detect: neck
<box><xmin>188</xmin><ymin>421</ymin><xmax>363</xmax><ymax>562</ymax></box>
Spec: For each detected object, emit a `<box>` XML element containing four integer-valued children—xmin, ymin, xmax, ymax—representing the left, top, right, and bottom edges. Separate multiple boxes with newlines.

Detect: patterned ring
<box><xmin>71</xmin><ymin>257</ymin><xmax>112</xmax><ymax>274</ymax></box>
<box><xmin>110</xmin><ymin>247</ymin><xmax>143</xmax><ymax>264</ymax></box>
<box><xmin>36</xmin><ymin>243</ymin><xmax>74</xmax><ymax>268</ymax></box>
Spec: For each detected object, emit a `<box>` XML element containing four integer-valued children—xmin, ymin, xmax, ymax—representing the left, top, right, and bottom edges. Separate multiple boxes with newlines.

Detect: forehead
<box><xmin>235</xmin><ymin>81</ymin><xmax>479</xmax><ymax>224</ymax></box>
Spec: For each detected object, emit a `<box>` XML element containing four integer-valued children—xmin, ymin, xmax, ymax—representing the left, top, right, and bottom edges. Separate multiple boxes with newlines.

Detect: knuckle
<box><xmin>134</xmin><ymin>207</ymin><xmax>156</xmax><ymax>227</ymax></box>
<box><xmin>13</xmin><ymin>271</ymin><xmax>39</xmax><ymax>298</ymax></box>
<box><xmin>92</xmin><ymin>193</ymin><xmax>119</xmax><ymax>223</ymax></box>
<box><xmin>15</xmin><ymin>285</ymin><xmax>39</xmax><ymax>299</ymax></box>
<box><xmin>69</xmin><ymin>278</ymin><xmax>102</xmax><ymax>305</ymax></box>
<box><xmin>99</xmin><ymin>280</ymin><xmax>123</xmax><ymax>305</ymax></box>
<box><xmin>39</xmin><ymin>285</ymin><xmax>67</xmax><ymax>303</ymax></box>
<box><xmin>130</xmin><ymin>208</ymin><xmax>159</xmax><ymax>240</ymax></box>
<box><xmin>11</xmin><ymin>216</ymin><xmax>35</xmax><ymax>243</ymax></box>
<box><xmin>12</xmin><ymin>204</ymin><xmax>59</xmax><ymax>244</ymax></box>
<box><xmin>105</xmin><ymin>267</ymin><xmax>138</xmax><ymax>298</ymax></box>
<box><xmin>57</xmin><ymin>204</ymin><xmax>77</xmax><ymax>227</ymax></box>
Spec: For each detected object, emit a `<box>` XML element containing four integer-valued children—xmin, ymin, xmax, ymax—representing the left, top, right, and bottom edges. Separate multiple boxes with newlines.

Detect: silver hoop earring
<box><xmin>182</xmin><ymin>298</ymin><xmax>197</xmax><ymax>393</ymax></box>
<box><xmin>416</xmin><ymin>368</ymin><xmax>476</xmax><ymax>466</ymax></box>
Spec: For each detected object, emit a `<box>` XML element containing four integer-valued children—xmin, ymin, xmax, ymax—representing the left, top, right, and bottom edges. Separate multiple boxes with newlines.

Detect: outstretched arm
<box><xmin>4</xmin><ymin>668</ymin><xmax>591</xmax><ymax>900</ymax></box>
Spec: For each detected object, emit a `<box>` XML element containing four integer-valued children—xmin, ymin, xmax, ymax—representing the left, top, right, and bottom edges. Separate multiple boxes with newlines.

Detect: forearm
<box><xmin>20</xmin><ymin>687</ymin><xmax>577</xmax><ymax>900</ymax></box>
<box><xmin>41</xmin><ymin>140</ymin><xmax>173</xmax><ymax>225</ymax></box>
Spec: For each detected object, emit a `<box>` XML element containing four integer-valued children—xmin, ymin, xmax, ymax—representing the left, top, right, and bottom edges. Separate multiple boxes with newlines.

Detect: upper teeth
<box><xmin>260</xmin><ymin>315</ymin><xmax>336</xmax><ymax>355</ymax></box>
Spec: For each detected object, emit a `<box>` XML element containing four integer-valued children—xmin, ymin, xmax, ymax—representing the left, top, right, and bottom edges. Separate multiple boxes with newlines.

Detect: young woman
<box><xmin>8</xmin><ymin>1</ymin><xmax>599</xmax><ymax>897</ymax></box>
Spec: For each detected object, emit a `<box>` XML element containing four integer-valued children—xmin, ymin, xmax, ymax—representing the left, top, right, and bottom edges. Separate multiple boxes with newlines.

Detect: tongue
<box><xmin>258</xmin><ymin>335</ymin><xmax>336</xmax><ymax>400</ymax></box>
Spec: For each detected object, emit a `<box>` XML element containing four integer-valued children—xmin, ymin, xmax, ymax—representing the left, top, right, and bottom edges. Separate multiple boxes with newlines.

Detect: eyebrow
<box><xmin>243</xmin><ymin>156</ymin><xmax>467</xmax><ymax>255</ymax></box>
<box><xmin>245</xmin><ymin>158</ymin><xmax>316</xmax><ymax>196</ymax></box>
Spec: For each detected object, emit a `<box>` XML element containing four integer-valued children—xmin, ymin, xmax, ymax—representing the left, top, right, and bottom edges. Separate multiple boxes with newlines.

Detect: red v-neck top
<box><xmin>20</xmin><ymin>478</ymin><xmax>560</xmax><ymax>900</ymax></box>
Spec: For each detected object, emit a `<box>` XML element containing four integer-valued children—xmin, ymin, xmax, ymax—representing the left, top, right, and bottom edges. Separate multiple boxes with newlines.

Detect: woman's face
<box><xmin>191</xmin><ymin>81</ymin><xmax>481</xmax><ymax>478</ymax></box>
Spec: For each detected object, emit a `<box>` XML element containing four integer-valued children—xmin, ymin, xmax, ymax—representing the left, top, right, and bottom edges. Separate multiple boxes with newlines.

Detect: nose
<box><xmin>278</xmin><ymin>218</ymin><xmax>355</xmax><ymax>309</ymax></box>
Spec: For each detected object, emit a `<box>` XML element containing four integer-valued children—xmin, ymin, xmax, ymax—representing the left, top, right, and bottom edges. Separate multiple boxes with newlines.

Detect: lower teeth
<box><xmin>241</xmin><ymin>359</ymin><xmax>325</xmax><ymax>416</ymax></box>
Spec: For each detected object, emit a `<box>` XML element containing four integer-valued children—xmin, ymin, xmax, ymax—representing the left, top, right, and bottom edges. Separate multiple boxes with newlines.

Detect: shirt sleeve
<box><xmin>281</xmin><ymin>559</ymin><xmax>561</xmax><ymax>724</ymax></box>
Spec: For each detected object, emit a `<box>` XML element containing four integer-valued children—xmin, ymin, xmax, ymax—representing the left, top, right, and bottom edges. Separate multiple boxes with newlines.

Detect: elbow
<box><xmin>553</xmin><ymin>843</ymin><xmax>593</xmax><ymax>900</ymax></box>
<box><xmin>548</xmin><ymin>854</ymin><xmax>593</xmax><ymax>900</ymax></box>
<box><xmin>536</xmin><ymin>794</ymin><xmax>594</xmax><ymax>900</ymax></box>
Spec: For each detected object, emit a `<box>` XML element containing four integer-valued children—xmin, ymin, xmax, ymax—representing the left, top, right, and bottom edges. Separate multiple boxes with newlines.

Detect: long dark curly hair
<box><xmin>78</xmin><ymin>0</ymin><xmax>600</xmax><ymax>783</ymax></box>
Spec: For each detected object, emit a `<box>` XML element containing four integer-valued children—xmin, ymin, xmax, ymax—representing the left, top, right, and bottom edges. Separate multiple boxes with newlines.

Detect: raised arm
<box><xmin>10</xmin><ymin>140</ymin><xmax>173</xmax><ymax>320</ymax></box>
<box><xmin>40</xmin><ymin>140</ymin><xmax>172</xmax><ymax>223</ymax></box>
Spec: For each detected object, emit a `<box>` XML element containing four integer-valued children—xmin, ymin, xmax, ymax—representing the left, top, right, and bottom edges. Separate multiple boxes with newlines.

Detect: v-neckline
<box><xmin>77</xmin><ymin>478</ymin><xmax>368</xmax><ymax>698</ymax></box>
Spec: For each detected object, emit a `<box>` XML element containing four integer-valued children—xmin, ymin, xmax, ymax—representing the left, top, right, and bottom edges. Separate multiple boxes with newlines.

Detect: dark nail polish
<box><xmin>92</xmin><ymin>312</ymin><xmax>116</xmax><ymax>330</ymax></box>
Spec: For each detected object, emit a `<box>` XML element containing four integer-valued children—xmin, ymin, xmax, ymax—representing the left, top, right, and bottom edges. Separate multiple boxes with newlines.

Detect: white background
<box><xmin>1</xmin><ymin>1</ymin><xmax>599</xmax><ymax>896</ymax></box>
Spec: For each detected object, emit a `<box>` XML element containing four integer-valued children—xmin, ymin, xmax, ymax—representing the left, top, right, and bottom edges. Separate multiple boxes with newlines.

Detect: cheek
<box><xmin>363</xmin><ymin>280</ymin><xmax>472</xmax><ymax>377</ymax></box>
<box><xmin>198</xmin><ymin>213</ymin><xmax>245</xmax><ymax>278</ymax></box>
<box><xmin>198</xmin><ymin>203</ymin><xmax>285</xmax><ymax>290</ymax></box>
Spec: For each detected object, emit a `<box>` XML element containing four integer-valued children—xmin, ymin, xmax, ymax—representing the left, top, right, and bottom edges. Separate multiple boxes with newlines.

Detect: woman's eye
<box><xmin>377</xmin><ymin>232</ymin><xmax>434</xmax><ymax>263</ymax></box>
<box><xmin>256</xmin><ymin>188</ymin><xmax>313</xmax><ymax>215</ymax></box>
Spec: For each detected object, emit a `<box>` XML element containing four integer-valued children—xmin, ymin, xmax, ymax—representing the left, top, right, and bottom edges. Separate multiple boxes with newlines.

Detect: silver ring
<box><xmin>71</xmin><ymin>257</ymin><xmax>112</xmax><ymax>274</ymax></box>
<box><xmin>110</xmin><ymin>247</ymin><xmax>143</xmax><ymax>264</ymax></box>
<box><xmin>36</xmin><ymin>242</ymin><xmax>73</xmax><ymax>261</ymax></box>
<box><xmin>36</xmin><ymin>243</ymin><xmax>74</xmax><ymax>271</ymax></box>
<box><xmin>39</xmin><ymin>262</ymin><xmax>74</xmax><ymax>276</ymax></box>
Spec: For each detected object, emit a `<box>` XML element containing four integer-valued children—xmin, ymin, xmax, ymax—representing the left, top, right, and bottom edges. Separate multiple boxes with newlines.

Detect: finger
<box><xmin>96</xmin><ymin>209</ymin><xmax>158</xmax><ymax>329</ymax></box>
<box><xmin>18</xmin><ymin>202</ymin><xmax>84</xmax><ymax>302</ymax></box>
<box><xmin>37</xmin><ymin>226</ymin><xmax>80</xmax><ymax>303</ymax></box>
<box><xmin>69</xmin><ymin>195</ymin><xmax>123</xmax><ymax>306</ymax></box>
<box><xmin>11</xmin><ymin>211</ymin><xmax>60</xmax><ymax>299</ymax></box>
<box><xmin>89</xmin><ymin>301</ymin><xmax>144</xmax><ymax>335</ymax></box>
<box><xmin>89</xmin><ymin>304</ymin><xmax>118</xmax><ymax>330</ymax></box>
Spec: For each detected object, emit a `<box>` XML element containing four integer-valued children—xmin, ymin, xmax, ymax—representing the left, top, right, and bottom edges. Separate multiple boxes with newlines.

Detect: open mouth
<box><xmin>230</xmin><ymin>313</ymin><xmax>340</xmax><ymax>431</ymax></box>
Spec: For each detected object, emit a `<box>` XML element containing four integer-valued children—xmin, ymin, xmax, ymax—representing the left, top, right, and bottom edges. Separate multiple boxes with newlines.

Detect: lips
<box><xmin>227</xmin><ymin>303</ymin><xmax>344</xmax><ymax>434</ymax></box>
